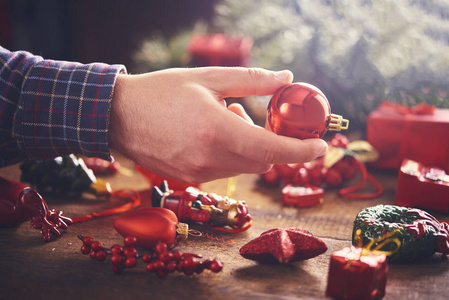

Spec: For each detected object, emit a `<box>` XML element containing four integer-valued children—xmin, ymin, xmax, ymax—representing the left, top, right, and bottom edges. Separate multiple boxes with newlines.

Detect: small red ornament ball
<box><xmin>266</xmin><ymin>82</ymin><xmax>331</xmax><ymax>139</ymax></box>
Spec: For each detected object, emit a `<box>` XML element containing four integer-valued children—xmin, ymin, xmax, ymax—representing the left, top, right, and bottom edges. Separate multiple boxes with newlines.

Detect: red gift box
<box><xmin>395</xmin><ymin>159</ymin><xmax>449</xmax><ymax>213</ymax></box>
<box><xmin>281</xmin><ymin>184</ymin><xmax>324</xmax><ymax>208</ymax></box>
<box><xmin>366</xmin><ymin>101</ymin><xmax>449</xmax><ymax>172</ymax></box>
<box><xmin>325</xmin><ymin>245</ymin><xmax>388</xmax><ymax>300</ymax></box>
<box><xmin>188</xmin><ymin>33</ymin><xmax>253</xmax><ymax>67</ymax></box>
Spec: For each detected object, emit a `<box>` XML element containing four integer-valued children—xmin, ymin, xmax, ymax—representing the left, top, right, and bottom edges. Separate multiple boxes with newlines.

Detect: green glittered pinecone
<box><xmin>352</xmin><ymin>205</ymin><xmax>442</xmax><ymax>262</ymax></box>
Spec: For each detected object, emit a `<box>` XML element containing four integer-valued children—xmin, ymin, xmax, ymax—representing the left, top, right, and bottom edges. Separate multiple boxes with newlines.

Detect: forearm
<box><xmin>0</xmin><ymin>46</ymin><xmax>126</xmax><ymax>167</ymax></box>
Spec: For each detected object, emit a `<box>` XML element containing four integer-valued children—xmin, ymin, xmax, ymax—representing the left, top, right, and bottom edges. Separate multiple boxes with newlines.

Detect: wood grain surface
<box><xmin>1</xmin><ymin>153</ymin><xmax>448</xmax><ymax>300</ymax></box>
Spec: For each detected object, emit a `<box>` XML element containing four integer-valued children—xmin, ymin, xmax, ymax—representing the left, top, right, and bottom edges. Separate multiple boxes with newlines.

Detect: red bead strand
<box><xmin>78</xmin><ymin>235</ymin><xmax>223</xmax><ymax>278</ymax></box>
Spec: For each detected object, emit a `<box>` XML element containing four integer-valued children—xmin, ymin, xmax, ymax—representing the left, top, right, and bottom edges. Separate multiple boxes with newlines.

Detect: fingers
<box><xmin>222</xmin><ymin>114</ymin><xmax>328</xmax><ymax>165</ymax></box>
<box><xmin>196</xmin><ymin>67</ymin><xmax>293</xmax><ymax>98</ymax></box>
<box><xmin>251</xmin><ymin>131</ymin><xmax>327</xmax><ymax>165</ymax></box>
<box><xmin>199</xmin><ymin>67</ymin><xmax>327</xmax><ymax>166</ymax></box>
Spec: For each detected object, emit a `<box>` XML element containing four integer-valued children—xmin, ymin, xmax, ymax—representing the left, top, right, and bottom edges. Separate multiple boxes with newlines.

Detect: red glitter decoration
<box><xmin>239</xmin><ymin>227</ymin><xmax>328</xmax><ymax>264</ymax></box>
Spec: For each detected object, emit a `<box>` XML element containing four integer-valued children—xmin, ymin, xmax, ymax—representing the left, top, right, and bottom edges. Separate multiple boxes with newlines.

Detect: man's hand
<box><xmin>108</xmin><ymin>67</ymin><xmax>327</xmax><ymax>183</ymax></box>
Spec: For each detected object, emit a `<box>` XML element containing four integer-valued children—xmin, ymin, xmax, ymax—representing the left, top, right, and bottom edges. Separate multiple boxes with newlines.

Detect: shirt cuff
<box><xmin>13</xmin><ymin>59</ymin><xmax>127</xmax><ymax>161</ymax></box>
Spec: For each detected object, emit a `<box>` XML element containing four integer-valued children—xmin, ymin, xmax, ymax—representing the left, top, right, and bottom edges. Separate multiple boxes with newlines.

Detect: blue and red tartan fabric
<box><xmin>0</xmin><ymin>46</ymin><xmax>126</xmax><ymax>167</ymax></box>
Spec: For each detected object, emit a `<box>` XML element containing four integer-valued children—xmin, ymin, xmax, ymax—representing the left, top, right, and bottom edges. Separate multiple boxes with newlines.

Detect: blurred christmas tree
<box><xmin>133</xmin><ymin>0</ymin><xmax>449</xmax><ymax>130</ymax></box>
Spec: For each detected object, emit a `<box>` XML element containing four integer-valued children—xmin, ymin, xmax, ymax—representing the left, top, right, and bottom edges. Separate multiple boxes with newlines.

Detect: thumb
<box><xmin>196</xmin><ymin>67</ymin><xmax>293</xmax><ymax>98</ymax></box>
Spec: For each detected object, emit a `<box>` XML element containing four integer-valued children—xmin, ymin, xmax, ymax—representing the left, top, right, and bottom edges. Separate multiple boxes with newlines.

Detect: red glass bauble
<box><xmin>113</xmin><ymin>207</ymin><xmax>178</xmax><ymax>249</ymax></box>
<box><xmin>266</xmin><ymin>82</ymin><xmax>347</xmax><ymax>139</ymax></box>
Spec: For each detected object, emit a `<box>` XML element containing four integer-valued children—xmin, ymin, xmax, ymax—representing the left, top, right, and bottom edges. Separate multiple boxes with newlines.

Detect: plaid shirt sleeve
<box><xmin>0</xmin><ymin>46</ymin><xmax>127</xmax><ymax>167</ymax></box>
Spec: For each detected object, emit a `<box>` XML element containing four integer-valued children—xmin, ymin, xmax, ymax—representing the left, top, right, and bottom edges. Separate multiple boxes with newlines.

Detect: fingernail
<box><xmin>275</xmin><ymin>70</ymin><xmax>293</xmax><ymax>82</ymax></box>
<box><xmin>318</xmin><ymin>142</ymin><xmax>328</xmax><ymax>157</ymax></box>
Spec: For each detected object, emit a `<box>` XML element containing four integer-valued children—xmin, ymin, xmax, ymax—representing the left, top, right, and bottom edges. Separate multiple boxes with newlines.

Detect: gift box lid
<box><xmin>368</xmin><ymin>102</ymin><xmax>449</xmax><ymax>124</ymax></box>
<box><xmin>332</xmin><ymin>245</ymin><xmax>387</xmax><ymax>267</ymax></box>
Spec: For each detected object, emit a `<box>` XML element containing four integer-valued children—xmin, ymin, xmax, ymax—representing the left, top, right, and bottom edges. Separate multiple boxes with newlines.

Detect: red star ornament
<box><xmin>239</xmin><ymin>227</ymin><xmax>327</xmax><ymax>265</ymax></box>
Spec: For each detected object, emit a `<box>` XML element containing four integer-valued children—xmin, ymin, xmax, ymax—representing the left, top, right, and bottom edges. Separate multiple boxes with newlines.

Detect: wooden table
<box><xmin>1</xmin><ymin>153</ymin><xmax>448</xmax><ymax>300</ymax></box>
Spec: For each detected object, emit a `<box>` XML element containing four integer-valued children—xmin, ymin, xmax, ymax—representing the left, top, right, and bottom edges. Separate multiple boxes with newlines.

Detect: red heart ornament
<box><xmin>266</xmin><ymin>82</ymin><xmax>348</xmax><ymax>139</ymax></box>
<box><xmin>113</xmin><ymin>207</ymin><xmax>178</xmax><ymax>249</ymax></box>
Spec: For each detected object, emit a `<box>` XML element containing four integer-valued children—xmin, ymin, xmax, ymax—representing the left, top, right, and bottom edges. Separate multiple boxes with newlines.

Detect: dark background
<box><xmin>0</xmin><ymin>0</ymin><xmax>219</xmax><ymax>70</ymax></box>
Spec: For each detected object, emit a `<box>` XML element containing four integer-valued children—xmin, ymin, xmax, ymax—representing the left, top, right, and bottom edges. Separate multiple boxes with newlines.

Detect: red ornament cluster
<box><xmin>262</xmin><ymin>134</ymin><xmax>356</xmax><ymax>189</ymax></box>
<box><xmin>263</xmin><ymin>158</ymin><xmax>357</xmax><ymax>190</ymax></box>
<box><xmin>262</xmin><ymin>133</ymin><xmax>383</xmax><ymax>201</ymax></box>
<box><xmin>79</xmin><ymin>235</ymin><xmax>223</xmax><ymax>278</ymax></box>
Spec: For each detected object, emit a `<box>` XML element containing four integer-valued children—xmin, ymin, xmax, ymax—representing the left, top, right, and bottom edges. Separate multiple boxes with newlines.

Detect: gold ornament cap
<box><xmin>176</xmin><ymin>223</ymin><xmax>189</xmax><ymax>240</ymax></box>
<box><xmin>329</xmin><ymin>113</ymin><xmax>349</xmax><ymax>131</ymax></box>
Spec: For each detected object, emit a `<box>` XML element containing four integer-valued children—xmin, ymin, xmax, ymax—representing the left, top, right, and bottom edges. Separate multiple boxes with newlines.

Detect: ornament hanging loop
<box><xmin>329</xmin><ymin>113</ymin><xmax>349</xmax><ymax>131</ymax></box>
<box><xmin>188</xmin><ymin>229</ymin><xmax>203</xmax><ymax>237</ymax></box>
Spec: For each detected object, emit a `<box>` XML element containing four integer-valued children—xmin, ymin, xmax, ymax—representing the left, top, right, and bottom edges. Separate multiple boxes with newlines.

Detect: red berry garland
<box><xmin>78</xmin><ymin>235</ymin><xmax>223</xmax><ymax>278</ymax></box>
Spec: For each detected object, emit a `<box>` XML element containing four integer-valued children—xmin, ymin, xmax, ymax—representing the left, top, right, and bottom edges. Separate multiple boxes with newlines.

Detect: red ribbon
<box><xmin>71</xmin><ymin>189</ymin><xmax>141</xmax><ymax>223</ymax></box>
<box><xmin>338</xmin><ymin>159</ymin><xmax>383</xmax><ymax>199</ymax></box>
<box><xmin>207</xmin><ymin>218</ymin><xmax>253</xmax><ymax>233</ymax></box>
<box><xmin>379</xmin><ymin>100</ymin><xmax>435</xmax><ymax>115</ymax></box>
<box><xmin>405</xmin><ymin>208</ymin><xmax>449</xmax><ymax>254</ymax></box>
